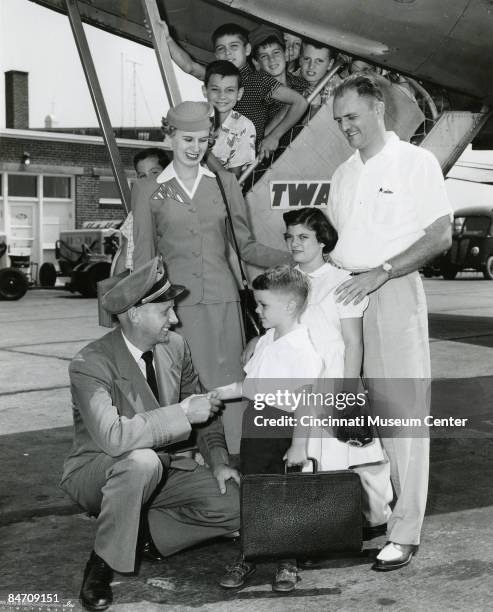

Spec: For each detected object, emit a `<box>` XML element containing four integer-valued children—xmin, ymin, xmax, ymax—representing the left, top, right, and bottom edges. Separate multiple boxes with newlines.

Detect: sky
<box><xmin>0</xmin><ymin>0</ymin><xmax>204</xmax><ymax>128</ymax></box>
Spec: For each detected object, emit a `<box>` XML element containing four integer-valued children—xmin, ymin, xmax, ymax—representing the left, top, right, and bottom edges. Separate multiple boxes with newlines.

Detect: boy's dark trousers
<box><xmin>240</xmin><ymin>402</ymin><xmax>294</xmax><ymax>475</ymax></box>
<box><xmin>238</xmin><ymin>401</ymin><xmax>298</xmax><ymax>579</ymax></box>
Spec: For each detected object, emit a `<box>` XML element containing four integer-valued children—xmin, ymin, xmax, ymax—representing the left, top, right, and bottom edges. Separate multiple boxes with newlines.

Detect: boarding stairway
<box><xmin>420</xmin><ymin>110</ymin><xmax>492</xmax><ymax>175</ymax></box>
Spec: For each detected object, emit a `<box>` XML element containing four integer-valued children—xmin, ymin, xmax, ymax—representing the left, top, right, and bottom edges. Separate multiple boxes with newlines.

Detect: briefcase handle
<box><xmin>284</xmin><ymin>457</ymin><xmax>318</xmax><ymax>474</ymax></box>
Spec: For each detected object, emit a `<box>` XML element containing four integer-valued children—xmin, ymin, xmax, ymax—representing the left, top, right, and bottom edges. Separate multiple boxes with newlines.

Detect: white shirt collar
<box><xmin>295</xmin><ymin>262</ymin><xmax>328</xmax><ymax>278</ymax></box>
<box><xmin>156</xmin><ymin>162</ymin><xmax>215</xmax><ymax>199</ymax></box>
<box><xmin>221</xmin><ymin>110</ymin><xmax>236</xmax><ymax>129</ymax></box>
<box><xmin>354</xmin><ymin>130</ymin><xmax>399</xmax><ymax>165</ymax></box>
<box><xmin>122</xmin><ymin>331</ymin><xmax>146</xmax><ymax>367</ymax></box>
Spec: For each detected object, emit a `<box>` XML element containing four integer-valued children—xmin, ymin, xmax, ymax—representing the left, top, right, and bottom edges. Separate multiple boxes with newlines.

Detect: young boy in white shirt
<box><xmin>212</xmin><ymin>265</ymin><xmax>323</xmax><ymax>593</ymax></box>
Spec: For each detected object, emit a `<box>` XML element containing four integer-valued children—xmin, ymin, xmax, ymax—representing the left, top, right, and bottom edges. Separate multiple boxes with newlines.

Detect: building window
<box><xmin>8</xmin><ymin>174</ymin><xmax>37</xmax><ymax>197</ymax></box>
<box><xmin>98</xmin><ymin>176</ymin><xmax>135</xmax><ymax>207</ymax></box>
<box><xmin>44</xmin><ymin>176</ymin><xmax>71</xmax><ymax>198</ymax></box>
<box><xmin>99</xmin><ymin>177</ymin><xmax>122</xmax><ymax>203</ymax></box>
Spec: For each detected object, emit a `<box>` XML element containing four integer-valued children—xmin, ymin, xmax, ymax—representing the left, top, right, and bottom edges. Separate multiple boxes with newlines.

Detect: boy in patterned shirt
<box><xmin>203</xmin><ymin>61</ymin><xmax>256</xmax><ymax>177</ymax></box>
<box><xmin>157</xmin><ymin>20</ymin><xmax>308</xmax><ymax>159</ymax></box>
<box><xmin>249</xmin><ymin>25</ymin><xmax>307</xmax><ymax>147</ymax></box>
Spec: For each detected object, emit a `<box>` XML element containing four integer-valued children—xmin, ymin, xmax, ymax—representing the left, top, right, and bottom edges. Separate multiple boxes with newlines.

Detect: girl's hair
<box><xmin>252</xmin><ymin>264</ymin><xmax>309</xmax><ymax>315</ymax></box>
<box><xmin>283</xmin><ymin>207</ymin><xmax>338</xmax><ymax>254</ymax></box>
<box><xmin>161</xmin><ymin>121</ymin><xmax>177</xmax><ymax>137</ymax></box>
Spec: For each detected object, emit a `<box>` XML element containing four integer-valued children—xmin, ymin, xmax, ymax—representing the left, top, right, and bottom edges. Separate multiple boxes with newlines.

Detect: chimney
<box><xmin>5</xmin><ymin>70</ymin><xmax>29</xmax><ymax>129</ymax></box>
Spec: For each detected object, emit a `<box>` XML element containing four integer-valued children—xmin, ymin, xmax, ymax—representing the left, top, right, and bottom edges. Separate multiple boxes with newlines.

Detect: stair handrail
<box><xmin>405</xmin><ymin>76</ymin><xmax>439</xmax><ymax>121</ymax></box>
<box><xmin>238</xmin><ymin>61</ymin><xmax>343</xmax><ymax>187</ymax></box>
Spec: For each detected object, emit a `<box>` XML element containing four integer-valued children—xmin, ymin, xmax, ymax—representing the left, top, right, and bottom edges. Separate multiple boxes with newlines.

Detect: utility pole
<box><xmin>126</xmin><ymin>58</ymin><xmax>142</xmax><ymax>128</ymax></box>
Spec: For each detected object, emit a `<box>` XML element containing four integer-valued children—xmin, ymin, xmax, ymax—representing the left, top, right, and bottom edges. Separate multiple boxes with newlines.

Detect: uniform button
<box><xmin>190</xmin><ymin>207</ymin><xmax>197</xmax><ymax>213</ymax></box>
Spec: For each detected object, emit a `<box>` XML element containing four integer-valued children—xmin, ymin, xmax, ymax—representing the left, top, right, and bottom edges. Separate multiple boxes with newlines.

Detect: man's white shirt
<box><xmin>327</xmin><ymin>131</ymin><xmax>452</xmax><ymax>270</ymax></box>
<box><xmin>122</xmin><ymin>332</ymin><xmax>147</xmax><ymax>378</ymax></box>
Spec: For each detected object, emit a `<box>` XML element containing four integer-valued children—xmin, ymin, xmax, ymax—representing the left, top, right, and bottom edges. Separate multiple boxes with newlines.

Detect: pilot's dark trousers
<box><xmin>62</xmin><ymin>449</ymin><xmax>239</xmax><ymax>572</ymax></box>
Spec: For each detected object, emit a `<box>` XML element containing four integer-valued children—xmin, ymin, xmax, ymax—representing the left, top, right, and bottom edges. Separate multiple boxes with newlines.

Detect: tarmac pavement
<box><xmin>0</xmin><ymin>276</ymin><xmax>492</xmax><ymax>611</ymax></box>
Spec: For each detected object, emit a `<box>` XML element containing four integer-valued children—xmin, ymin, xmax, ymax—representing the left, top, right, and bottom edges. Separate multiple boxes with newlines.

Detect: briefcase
<box><xmin>241</xmin><ymin>460</ymin><xmax>362</xmax><ymax>561</ymax></box>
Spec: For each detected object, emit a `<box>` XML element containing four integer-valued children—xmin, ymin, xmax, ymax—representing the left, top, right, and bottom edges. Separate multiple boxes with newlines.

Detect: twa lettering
<box><xmin>270</xmin><ymin>181</ymin><xmax>330</xmax><ymax>209</ymax></box>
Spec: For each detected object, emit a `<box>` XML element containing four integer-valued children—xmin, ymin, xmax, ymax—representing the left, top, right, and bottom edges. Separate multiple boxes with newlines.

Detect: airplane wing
<box><xmin>29</xmin><ymin>0</ymin><xmax>493</xmax><ymax>102</ymax></box>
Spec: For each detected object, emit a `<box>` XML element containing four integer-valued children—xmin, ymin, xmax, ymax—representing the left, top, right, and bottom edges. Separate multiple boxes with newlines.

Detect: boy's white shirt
<box><xmin>242</xmin><ymin>324</ymin><xmax>323</xmax><ymax>411</ymax></box>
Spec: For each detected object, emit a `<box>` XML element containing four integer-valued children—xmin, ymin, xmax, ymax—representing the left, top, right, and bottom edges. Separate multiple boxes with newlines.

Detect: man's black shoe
<box><xmin>79</xmin><ymin>551</ymin><xmax>113</xmax><ymax>611</ymax></box>
<box><xmin>141</xmin><ymin>538</ymin><xmax>165</xmax><ymax>562</ymax></box>
<box><xmin>372</xmin><ymin>542</ymin><xmax>418</xmax><ymax>571</ymax></box>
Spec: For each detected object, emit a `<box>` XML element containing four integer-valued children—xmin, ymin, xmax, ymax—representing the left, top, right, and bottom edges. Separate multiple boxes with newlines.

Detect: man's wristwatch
<box><xmin>382</xmin><ymin>261</ymin><xmax>393</xmax><ymax>277</ymax></box>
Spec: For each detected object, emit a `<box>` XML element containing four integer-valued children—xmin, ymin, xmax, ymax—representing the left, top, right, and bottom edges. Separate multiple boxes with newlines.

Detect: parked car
<box><xmin>0</xmin><ymin>233</ymin><xmax>29</xmax><ymax>300</ymax></box>
<box><xmin>39</xmin><ymin>221</ymin><xmax>121</xmax><ymax>297</ymax></box>
<box><xmin>422</xmin><ymin>207</ymin><xmax>493</xmax><ymax>280</ymax></box>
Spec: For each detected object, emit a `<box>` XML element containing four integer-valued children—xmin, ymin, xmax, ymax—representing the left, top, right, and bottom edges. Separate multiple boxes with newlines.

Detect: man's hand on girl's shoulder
<box><xmin>335</xmin><ymin>267</ymin><xmax>389</xmax><ymax>305</ymax></box>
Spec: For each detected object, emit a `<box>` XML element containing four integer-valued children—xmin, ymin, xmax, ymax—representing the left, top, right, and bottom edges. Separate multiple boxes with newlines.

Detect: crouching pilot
<box><xmin>60</xmin><ymin>257</ymin><xmax>240</xmax><ymax>611</ymax></box>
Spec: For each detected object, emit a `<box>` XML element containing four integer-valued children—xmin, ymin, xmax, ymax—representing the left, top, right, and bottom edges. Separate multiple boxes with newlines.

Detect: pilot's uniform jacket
<box><xmin>60</xmin><ymin>328</ymin><xmax>238</xmax><ymax>573</ymax></box>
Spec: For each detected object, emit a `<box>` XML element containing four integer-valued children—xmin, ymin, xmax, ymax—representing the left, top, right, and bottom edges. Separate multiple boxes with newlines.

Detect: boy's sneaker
<box><xmin>272</xmin><ymin>561</ymin><xmax>300</xmax><ymax>593</ymax></box>
<box><xmin>218</xmin><ymin>560</ymin><xmax>256</xmax><ymax>588</ymax></box>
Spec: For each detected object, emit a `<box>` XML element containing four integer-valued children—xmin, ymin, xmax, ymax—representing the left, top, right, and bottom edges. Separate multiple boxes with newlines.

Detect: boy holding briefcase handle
<box><xmin>209</xmin><ymin>265</ymin><xmax>323</xmax><ymax>592</ymax></box>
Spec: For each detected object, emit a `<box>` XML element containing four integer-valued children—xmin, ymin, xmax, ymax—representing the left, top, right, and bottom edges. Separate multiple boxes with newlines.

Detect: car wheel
<box><xmin>441</xmin><ymin>265</ymin><xmax>458</xmax><ymax>280</ymax></box>
<box><xmin>422</xmin><ymin>267</ymin><xmax>434</xmax><ymax>278</ymax></box>
<box><xmin>482</xmin><ymin>255</ymin><xmax>493</xmax><ymax>280</ymax></box>
<box><xmin>0</xmin><ymin>267</ymin><xmax>29</xmax><ymax>300</ymax></box>
<box><xmin>78</xmin><ymin>263</ymin><xmax>111</xmax><ymax>297</ymax></box>
<box><xmin>39</xmin><ymin>262</ymin><xmax>57</xmax><ymax>287</ymax></box>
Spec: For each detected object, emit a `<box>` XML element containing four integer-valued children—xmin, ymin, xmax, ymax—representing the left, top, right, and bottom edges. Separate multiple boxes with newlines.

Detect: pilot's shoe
<box><xmin>372</xmin><ymin>542</ymin><xmax>418</xmax><ymax>571</ymax></box>
<box><xmin>79</xmin><ymin>551</ymin><xmax>113</xmax><ymax>611</ymax></box>
<box><xmin>141</xmin><ymin>538</ymin><xmax>165</xmax><ymax>563</ymax></box>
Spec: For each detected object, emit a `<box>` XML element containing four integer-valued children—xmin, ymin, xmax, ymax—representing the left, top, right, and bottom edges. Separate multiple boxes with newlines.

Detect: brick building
<box><xmin>0</xmin><ymin>70</ymin><xmax>164</xmax><ymax>270</ymax></box>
